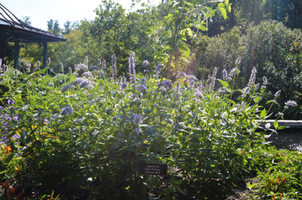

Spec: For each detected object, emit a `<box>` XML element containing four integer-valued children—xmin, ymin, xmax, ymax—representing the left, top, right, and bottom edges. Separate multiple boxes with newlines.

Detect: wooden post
<box><xmin>14</xmin><ymin>37</ymin><xmax>20</xmax><ymax>70</ymax></box>
<box><xmin>0</xmin><ymin>30</ymin><xmax>6</xmax><ymax>63</ymax></box>
<box><xmin>42</xmin><ymin>39</ymin><xmax>47</xmax><ymax>69</ymax></box>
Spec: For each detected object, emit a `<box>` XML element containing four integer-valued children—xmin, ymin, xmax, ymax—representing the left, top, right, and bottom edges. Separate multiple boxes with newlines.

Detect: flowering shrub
<box><xmin>0</xmin><ymin>53</ymin><xmax>299</xmax><ymax>199</ymax></box>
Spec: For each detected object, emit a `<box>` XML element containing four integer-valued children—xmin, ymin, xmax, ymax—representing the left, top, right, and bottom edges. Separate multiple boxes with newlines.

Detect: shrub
<box><xmin>0</xmin><ymin>53</ymin><xmax>297</xmax><ymax>199</ymax></box>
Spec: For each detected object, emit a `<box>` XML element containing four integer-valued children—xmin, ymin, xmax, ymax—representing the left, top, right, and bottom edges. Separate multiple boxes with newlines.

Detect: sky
<box><xmin>1</xmin><ymin>0</ymin><xmax>161</xmax><ymax>30</ymax></box>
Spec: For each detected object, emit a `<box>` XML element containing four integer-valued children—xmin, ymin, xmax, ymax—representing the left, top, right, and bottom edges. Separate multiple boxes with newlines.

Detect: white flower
<box><xmin>265</xmin><ymin>123</ymin><xmax>271</xmax><ymax>129</ymax></box>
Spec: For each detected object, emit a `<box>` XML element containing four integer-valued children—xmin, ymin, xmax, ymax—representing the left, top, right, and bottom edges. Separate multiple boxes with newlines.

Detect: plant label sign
<box><xmin>139</xmin><ymin>163</ymin><xmax>167</xmax><ymax>175</ymax></box>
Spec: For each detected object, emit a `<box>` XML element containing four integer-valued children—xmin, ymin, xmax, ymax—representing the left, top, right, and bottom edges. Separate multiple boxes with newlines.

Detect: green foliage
<box><xmin>244</xmin><ymin>146</ymin><xmax>302</xmax><ymax>199</ymax></box>
<box><xmin>47</xmin><ymin>19</ymin><xmax>61</xmax><ymax>35</ymax></box>
<box><xmin>0</xmin><ymin>53</ymin><xmax>295</xmax><ymax>199</ymax></box>
<box><xmin>206</xmin><ymin>0</ymin><xmax>302</xmax><ymax>37</ymax></box>
<box><xmin>149</xmin><ymin>0</ymin><xmax>232</xmax><ymax>77</ymax></box>
<box><xmin>194</xmin><ymin>20</ymin><xmax>302</xmax><ymax>119</ymax></box>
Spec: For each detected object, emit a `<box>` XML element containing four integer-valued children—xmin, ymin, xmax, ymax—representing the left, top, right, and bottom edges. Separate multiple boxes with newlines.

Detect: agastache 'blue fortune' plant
<box><xmin>134</xmin><ymin>114</ymin><xmax>143</xmax><ymax>125</ymax></box>
<box><xmin>60</xmin><ymin>62</ymin><xmax>64</xmax><ymax>74</ymax></box>
<box><xmin>80</xmin><ymin>79</ymin><xmax>91</xmax><ymax>88</ymax></box>
<box><xmin>274</xmin><ymin>90</ymin><xmax>281</xmax><ymax>97</ymax></box>
<box><xmin>161</xmin><ymin>80</ymin><xmax>173</xmax><ymax>90</ymax></box>
<box><xmin>179</xmin><ymin>71</ymin><xmax>186</xmax><ymax>78</ymax></box>
<box><xmin>61</xmin><ymin>105</ymin><xmax>73</xmax><ymax>115</ymax></box>
<box><xmin>0</xmin><ymin>100</ymin><xmax>21</xmax><ymax>145</ymax></box>
<box><xmin>222</xmin><ymin>69</ymin><xmax>228</xmax><ymax>81</ymax></box>
<box><xmin>228</xmin><ymin>68</ymin><xmax>236</xmax><ymax>81</ymax></box>
<box><xmin>136</xmin><ymin>85</ymin><xmax>147</xmax><ymax>93</ymax></box>
<box><xmin>120</xmin><ymin>82</ymin><xmax>128</xmax><ymax>90</ymax></box>
<box><xmin>128</xmin><ymin>52</ymin><xmax>136</xmax><ymax>84</ymax></box>
<box><xmin>84</xmin><ymin>56</ymin><xmax>89</xmax><ymax>66</ymax></box>
<box><xmin>111</xmin><ymin>54</ymin><xmax>117</xmax><ymax>79</ymax></box>
<box><xmin>261</xmin><ymin>76</ymin><xmax>267</xmax><ymax>90</ymax></box>
<box><xmin>210</xmin><ymin>67</ymin><xmax>217</xmax><ymax>90</ymax></box>
<box><xmin>82</xmin><ymin>71</ymin><xmax>93</xmax><ymax>79</ymax></box>
<box><xmin>155</xmin><ymin>63</ymin><xmax>164</xmax><ymax>72</ymax></box>
<box><xmin>194</xmin><ymin>90</ymin><xmax>203</xmax><ymax>99</ymax></box>
<box><xmin>186</xmin><ymin>75</ymin><xmax>198</xmax><ymax>82</ymax></box>
<box><xmin>242</xmin><ymin>66</ymin><xmax>257</xmax><ymax>97</ymax></box>
<box><xmin>61</xmin><ymin>84</ymin><xmax>71</xmax><ymax>93</ymax></box>
<box><xmin>142</xmin><ymin>60</ymin><xmax>149</xmax><ymax>68</ymax></box>
<box><xmin>73</xmin><ymin>77</ymin><xmax>83</xmax><ymax>85</ymax></box>
<box><xmin>284</xmin><ymin>100</ymin><xmax>297</xmax><ymax>109</ymax></box>
<box><xmin>68</xmin><ymin>67</ymin><xmax>72</xmax><ymax>74</ymax></box>
<box><xmin>247</xmin><ymin>66</ymin><xmax>257</xmax><ymax>87</ymax></box>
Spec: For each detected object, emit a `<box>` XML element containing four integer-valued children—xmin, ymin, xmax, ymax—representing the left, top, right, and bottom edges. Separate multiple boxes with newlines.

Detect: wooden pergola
<box><xmin>0</xmin><ymin>3</ymin><xmax>66</xmax><ymax>69</ymax></box>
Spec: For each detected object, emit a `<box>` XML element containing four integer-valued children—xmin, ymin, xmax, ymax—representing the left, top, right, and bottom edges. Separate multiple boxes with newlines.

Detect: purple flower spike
<box><xmin>284</xmin><ymin>100</ymin><xmax>297</xmax><ymax>109</ymax></box>
<box><xmin>134</xmin><ymin>114</ymin><xmax>142</xmax><ymax>125</ymax></box>
<box><xmin>8</xmin><ymin>99</ymin><xmax>14</xmax><ymax>105</ymax></box>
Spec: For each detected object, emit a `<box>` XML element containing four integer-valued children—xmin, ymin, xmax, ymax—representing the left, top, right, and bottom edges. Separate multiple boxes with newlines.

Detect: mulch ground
<box><xmin>227</xmin><ymin>177</ymin><xmax>261</xmax><ymax>200</ymax></box>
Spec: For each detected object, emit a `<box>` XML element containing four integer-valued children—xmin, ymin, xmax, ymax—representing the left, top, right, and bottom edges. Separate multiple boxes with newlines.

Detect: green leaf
<box><xmin>4</xmin><ymin>154</ymin><xmax>14</xmax><ymax>164</ymax></box>
<box><xmin>199</xmin><ymin>24</ymin><xmax>206</xmax><ymax>31</ymax></box>
<box><xmin>273</xmin><ymin>121</ymin><xmax>279</xmax><ymax>129</ymax></box>
<box><xmin>254</xmin><ymin>96</ymin><xmax>260</xmax><ymax>103</ymax></box>
<box><xmin>218</xmin><ymin>7</ymin><xmax>227</xmax><ymax>19</ymax></box>
<box><xmin>260</xmin><ymin>108</ymin><xmax>267</xmax><ymax>118</ymax></box>
<box><xmin>218</xmin><ymin>80</ymin><xmax>230</xmax><ymax>89</ymax></box>
<box><xmin>93</xmin><ymin>78</ymin><xmax>103</xmax><ymax>93</ymax></box>
<box><xmin>224</xmin><ymin>0</ymin><xmax>229</xmax><ymax>4</ymax></box>
<box><xmin>218</xmin><ymin>3</ymin><xmax>224</xmax><ymax>7</ymax></box>
<box><xmin>179</xmin><ymin>45</ymin><xmax>190</xmax><ymax>57</ymax></box>
<box><xmin>227</xmin><ymin>4</ymin><xmax>232</xmax><ymax>13</ymax></box>
<box><xmin>278</xmin><ymin>125</ymin><xmax>289</xmax><ymax>130</ymax></box>
<box><xmin>164</xmin><ymin>13</ymin><xmax>174</xmax><ymax>20</ymax></box>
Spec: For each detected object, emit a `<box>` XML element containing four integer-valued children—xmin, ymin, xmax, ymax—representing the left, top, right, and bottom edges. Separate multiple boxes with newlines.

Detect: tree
<box><xmin>47</xmin><ymin>19</ymin><xmax>61</xmax><ymax>35</ymax></box>
<box><xmin>148</xmin><ymin>0</ymin><xmax>231</xmax><ymax>77</ymax></box>
<box><xmin>47</xmin><ymin>19</ymin><xmax>54</xmax><ymax>31</ymax></box>
<box><xmin>22</xmin><ymin>16</ymin><xmax>31</xmax><ymax>25</ymax></box>
<box><xmin>63</xmin><ymin>21</ymin><xmax>72</xmax><ymax>35</ymax></box>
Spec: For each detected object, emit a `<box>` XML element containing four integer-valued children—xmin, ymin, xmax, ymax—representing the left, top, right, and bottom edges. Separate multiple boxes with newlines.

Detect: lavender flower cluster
<box><xmin>129</xmin><ymin>52</ymin><xmax>136</xmax><ymax>84</ymax></box>
<box><xmin>111</xmin><ymin>54</ymin><xmax>117</xmax><ymax>79</ymax></box>
<box><xmin>284</xmin><ymin>100</ymin><xmax>297</xmax><ymax>109</ymax></box>
<box><xmin>0</xmin><ymin>100</ymin><xmax>20</xmax><ymax>145</ymax></box>
<box><xmin>72</xmin><ymin>77</ymin><xmax>94</xmax><ymax>89</ymax></box>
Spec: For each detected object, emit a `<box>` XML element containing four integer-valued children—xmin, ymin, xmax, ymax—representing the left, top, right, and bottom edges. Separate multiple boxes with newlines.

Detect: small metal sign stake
<box><xmin>139</xmin><ymin>163</ymin><xmax>168</xmax><ymax>200</ymax></box>
<box><xmin>139</xmin><ymin>163</ymin><xmax>167</xmax><ymax>175</ymax></box>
